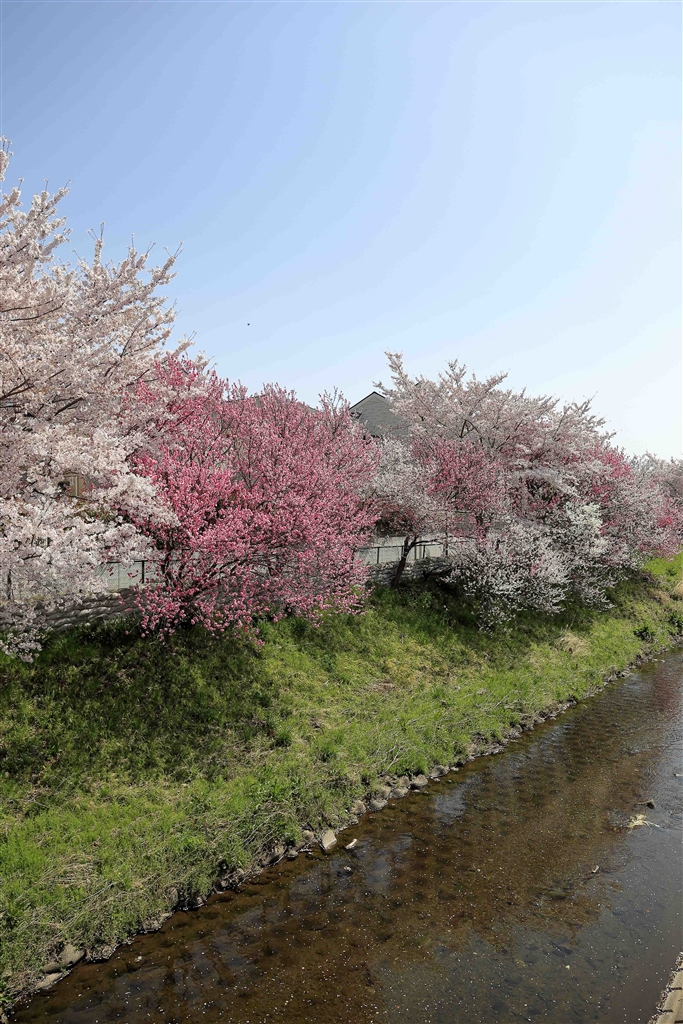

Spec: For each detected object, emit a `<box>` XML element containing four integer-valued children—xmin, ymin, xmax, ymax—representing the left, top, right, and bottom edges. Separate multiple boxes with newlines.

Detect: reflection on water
<box><xmin>16</xmin><ymin>653</ymin><xmax>682</xmax><ymax>1024</ymax></box>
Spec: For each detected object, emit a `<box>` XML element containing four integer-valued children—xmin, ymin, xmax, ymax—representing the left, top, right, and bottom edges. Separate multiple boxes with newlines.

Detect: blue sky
<box><xmin>3</xmin><ymin>1</ymin><xmax>681</xmax><ymax>456</ymax></box>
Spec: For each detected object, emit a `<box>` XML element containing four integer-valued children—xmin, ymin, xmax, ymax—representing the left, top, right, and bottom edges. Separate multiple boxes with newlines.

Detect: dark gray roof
<box><xmin>349</xmin><ymin>391</ymin><xmax>408</xmax><ymax>439</ymax></box>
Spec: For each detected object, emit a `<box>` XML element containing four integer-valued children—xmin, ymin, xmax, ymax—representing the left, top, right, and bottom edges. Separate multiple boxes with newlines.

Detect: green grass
<box><xmin>645</xmin><ymin>549</ymin><xmax>683</xmax><ymax>583</ymax></box>
<box><xmin>1</xmin><ymin>563</ymin><xmax>682</xmax><ymax>1006</ymax></box>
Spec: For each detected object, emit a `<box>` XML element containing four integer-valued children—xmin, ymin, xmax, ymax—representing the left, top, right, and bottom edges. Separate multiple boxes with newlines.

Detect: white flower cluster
<box><xmin>0</xmin><ymin>141</ymin><xmax>191</xmax><ymax>657</ymax></box>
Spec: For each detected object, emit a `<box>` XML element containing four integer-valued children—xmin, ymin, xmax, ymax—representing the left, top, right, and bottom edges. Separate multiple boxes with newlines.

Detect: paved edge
<box><xmin>650</xmin><ymin>953</ymin><xmax>683</xmax><ymax>1024</ymax></box>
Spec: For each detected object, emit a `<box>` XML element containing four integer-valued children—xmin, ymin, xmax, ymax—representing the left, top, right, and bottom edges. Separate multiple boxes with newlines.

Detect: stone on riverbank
<box><xmin>320</xmin><ymin>830</ymin><xmax>337</xmax><ymax>851</ymax></box>
<box><xmin>139</xmin><ymin>913</ymin><xmax>171</xmax><ymax>934</ymax></box>
<box><xmin>44</xmin><ymin>945</ymin><xmax>84</xmax><ymax>974</ymax></box>
<box><xmin>34</xmin><ymin>973</ymin><xmax>63</xmax><ymax>993</ymax></box>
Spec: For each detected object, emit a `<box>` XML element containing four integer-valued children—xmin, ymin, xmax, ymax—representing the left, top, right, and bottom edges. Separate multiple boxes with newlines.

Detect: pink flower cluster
<box><xmin>123</xmin><ymin>359</ymin><xmax>378</xmax><ymax>638</ymax></box>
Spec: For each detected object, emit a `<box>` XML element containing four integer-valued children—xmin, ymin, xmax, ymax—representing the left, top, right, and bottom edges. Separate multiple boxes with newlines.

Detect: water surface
<box><xmin>16</xmin><ymin>652</ymin><xmax>682</xmax><ymax>1023</ymax></box>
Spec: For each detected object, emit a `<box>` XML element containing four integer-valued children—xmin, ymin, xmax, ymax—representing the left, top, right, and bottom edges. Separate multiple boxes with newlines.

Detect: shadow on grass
<box><xmin>0</xmin><ymin>569</ymin><xmax>673</xmax><ymax>796</ymax></box>
<box><xmin>0</xmin><ymin>618</ymin><xmax>281</xmax><ymax>787</ymax></box>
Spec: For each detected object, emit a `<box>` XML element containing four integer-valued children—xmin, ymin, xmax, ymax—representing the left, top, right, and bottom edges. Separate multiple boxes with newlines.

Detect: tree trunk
<box><xmin>391</xmin><ymin>535</ymin><xmax>418</xmax><ymax>589</ymax></box>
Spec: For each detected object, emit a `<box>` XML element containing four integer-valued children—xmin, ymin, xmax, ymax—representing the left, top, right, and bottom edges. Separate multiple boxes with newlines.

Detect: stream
<box><xmin>15</xmin><ymin>651</ymin><xmax>682</xmax><ymax>1024</ymax></box>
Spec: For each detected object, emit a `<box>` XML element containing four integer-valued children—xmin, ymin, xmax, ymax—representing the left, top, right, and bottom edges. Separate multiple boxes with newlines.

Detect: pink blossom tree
<box><xmin>637</xmin><ymin>455</ymin><xmax>683</xmax><ymax>553</ymax></box>
<box><xmin>576</xmin><ymin>447</ymin><xmax>683</xmax><ymax>567</ymax></box>
<box><xmin>368</xmin><ymin>434</ymin><xmax>505</xmax><ymax>588</ymax></box>
<box><xmin>124</xmin><ymin>359</ymin><xmax>379</xmax><ymax>638</ymax></box>
<box><xmin>415</xmin><ymin>435</ymin><xmax>506</xmax><ymax>533</ymax></box>
<box><xmin>377</xmin><ymin>352</ymin><xmax>682</xmax><ymax>622</ymax></box>
<box><xmin>0</xmin><ymin>140</ymin><xmax>192</xmax><ymax>658</ymax></box>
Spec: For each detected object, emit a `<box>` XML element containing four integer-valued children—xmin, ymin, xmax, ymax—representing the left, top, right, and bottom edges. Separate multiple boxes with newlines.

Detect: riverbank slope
<box><xmin>1</xmin><ymin>559</ymin><xmax>682</xmax><ymax>1008</ymax></box>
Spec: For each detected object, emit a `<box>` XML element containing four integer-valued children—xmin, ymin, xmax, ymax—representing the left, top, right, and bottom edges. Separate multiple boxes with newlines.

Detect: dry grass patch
<box><xmin>556</xmin><ymin>630</ymin><xmax>591</xmax><ymax>657</ymax></box>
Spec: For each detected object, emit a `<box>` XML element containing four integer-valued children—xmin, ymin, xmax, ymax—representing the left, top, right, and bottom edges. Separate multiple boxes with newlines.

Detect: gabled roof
<box><xmin>349</xmin><ymin>391</ymin><xmax>408</xmax><ymax>439</ymax></box>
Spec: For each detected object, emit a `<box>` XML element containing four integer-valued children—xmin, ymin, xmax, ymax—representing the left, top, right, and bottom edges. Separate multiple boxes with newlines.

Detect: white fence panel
<box><xmin>95</xmin><ymin>561</ymin><xmax>144</xmax><ymax>592</ymax></box>
<box><xmin>94</xmin><ymin>560</ymin><xmax>162</xmax><ymax>592</ymax></box>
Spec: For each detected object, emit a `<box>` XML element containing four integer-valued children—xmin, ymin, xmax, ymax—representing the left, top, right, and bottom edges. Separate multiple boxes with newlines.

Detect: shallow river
<box><xmin>16</xmin><ymin>652</ymin><xmax>682</xmax><ymax>1024</ymax></box>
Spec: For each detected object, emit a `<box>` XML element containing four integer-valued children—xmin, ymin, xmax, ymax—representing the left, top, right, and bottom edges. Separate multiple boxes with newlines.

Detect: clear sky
<box><xmin>3</xmin><ymin>1</ymin><xmax>681</xmax><ymax>456</ymax></box>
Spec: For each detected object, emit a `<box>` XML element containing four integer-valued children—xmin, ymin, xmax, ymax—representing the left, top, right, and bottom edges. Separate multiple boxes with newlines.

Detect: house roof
<box><xmin>349</xmin><ymin>391</ymin><xmax>408</xmax><ymax>438</ymax></box>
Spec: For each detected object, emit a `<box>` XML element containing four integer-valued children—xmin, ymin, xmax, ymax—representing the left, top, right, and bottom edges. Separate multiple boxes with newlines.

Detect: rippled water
<box><xmin>15</xmin><ymin>652</ymin><xmax>682</xmax><ymax>1024</ymax></box>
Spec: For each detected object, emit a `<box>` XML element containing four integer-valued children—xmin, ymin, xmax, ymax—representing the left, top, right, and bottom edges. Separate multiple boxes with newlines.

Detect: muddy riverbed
<box><xmin>14</xmin><ymin>652</ymin><xmax>682</xmax><ymax>1024</ymax></box>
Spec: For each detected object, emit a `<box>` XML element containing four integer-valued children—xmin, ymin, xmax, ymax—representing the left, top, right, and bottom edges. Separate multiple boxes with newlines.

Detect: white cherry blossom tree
<box><xmin>0</xmin><ymin>140</ymin><xmax>191</xmax><ymax>657</ymax></box>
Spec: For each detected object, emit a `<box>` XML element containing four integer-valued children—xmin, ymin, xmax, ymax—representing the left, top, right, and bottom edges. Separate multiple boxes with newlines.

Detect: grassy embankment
<box><xmin>1</xmin><ymin>556</ymin><xmax>682</xmax><ymax>1006</ymax></box>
